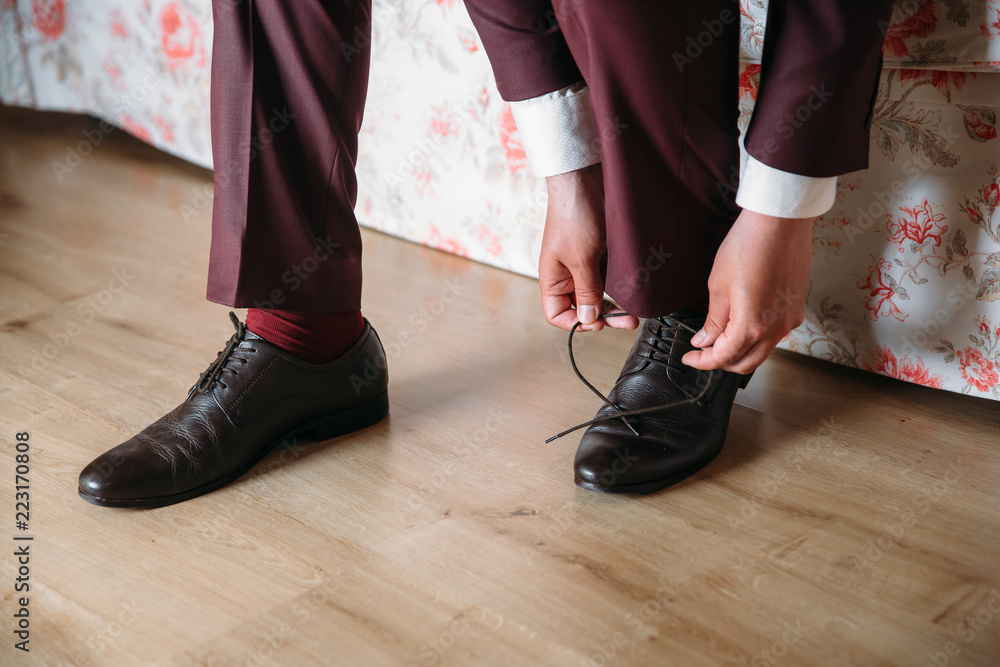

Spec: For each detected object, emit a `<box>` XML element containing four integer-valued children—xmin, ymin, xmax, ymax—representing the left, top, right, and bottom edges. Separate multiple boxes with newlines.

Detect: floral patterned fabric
<box><xmin>2</xmin><ymin>0</ymin><xmax>999</xmax><ymax>399</ymax></box>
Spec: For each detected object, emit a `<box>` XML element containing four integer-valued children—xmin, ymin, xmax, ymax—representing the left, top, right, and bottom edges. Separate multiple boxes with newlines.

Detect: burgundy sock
<box><xmin>245</xmin><ymin>308</ymin><xmax>365</xmax><ymax>364</ymax></box>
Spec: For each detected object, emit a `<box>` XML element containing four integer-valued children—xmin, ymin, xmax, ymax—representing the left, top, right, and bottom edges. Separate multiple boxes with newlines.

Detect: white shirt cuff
<box><xmin>736</xmin><ymin>155</ymin><xmax>838</xmax><ymax>218</ymax></box>
<box><xmin>509</xmin><ymin>82</ymin><xmax>602</xmax><ymax>178</ymax></box>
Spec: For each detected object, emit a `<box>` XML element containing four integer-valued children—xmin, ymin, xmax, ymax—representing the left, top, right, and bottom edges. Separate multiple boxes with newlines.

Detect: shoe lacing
<box><xmin>546</xmin><ymin>313</ymin><xmax>716</xmax><ymax>443</ymax></box>
<box><xmin>185</xmin><ymin>312</ymin><xmax>258</xmax><ymax>400</ymax></box>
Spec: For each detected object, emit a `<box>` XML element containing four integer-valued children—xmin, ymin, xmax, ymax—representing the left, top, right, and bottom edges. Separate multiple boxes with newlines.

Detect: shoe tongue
<box><xmin>667</xmin><ymin>307</ymin><xmax>708</xmax><ymax>327</ymax></box>
<box><xmin>660</xmin><ymin>309</ymin><xmax>710</xmax><ymax>397</ymax></box>
<box><xmin>619</xmin><ymin>309</ymin><xmax>710</xmax><ymax>396</ymax></box>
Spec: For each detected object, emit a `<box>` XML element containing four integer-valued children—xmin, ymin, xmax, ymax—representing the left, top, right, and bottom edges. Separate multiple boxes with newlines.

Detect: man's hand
<box><xmin>682</xmin><ymin>209</ymin><xmax>814</xmax><ymax>374</ymax></box>
<box><xmin>540</xmin><ymin>164</ymin><xmax>639</xmax><ymax>332</ymax></box>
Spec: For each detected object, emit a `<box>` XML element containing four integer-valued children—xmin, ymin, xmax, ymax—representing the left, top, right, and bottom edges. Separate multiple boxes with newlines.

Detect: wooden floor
<box><xmin>1</xmin><ymin>105</ymin><xmax>998</xmax><ymax>667</ymax></box>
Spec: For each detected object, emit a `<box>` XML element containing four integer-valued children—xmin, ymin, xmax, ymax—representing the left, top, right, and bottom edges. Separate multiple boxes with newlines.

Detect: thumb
<box><xmin>572</xmin><ymin>264</ymin><xmax>606</xmax><ymax>326</ymax></box>
<box><xmin>691</xmin><ymin>296</ymin><xmax>728</xmax><ymax>348</ymax></box>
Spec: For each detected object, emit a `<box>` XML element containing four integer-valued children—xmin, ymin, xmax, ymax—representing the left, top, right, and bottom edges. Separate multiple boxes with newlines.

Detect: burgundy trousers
<box><xmin>208</xmin><ymin>0</ymin><xmax>371</xmax><ymax>313</ymax></box>
<box><xmin>207</xmin><ymin>0</ymin><xmax>892</xmax><ymax>317</ymax></box>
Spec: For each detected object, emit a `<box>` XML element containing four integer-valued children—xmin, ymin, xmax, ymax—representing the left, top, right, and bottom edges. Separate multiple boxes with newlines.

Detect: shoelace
<box><xmin>545</xmin><ymin>313</ymin><xmax>717</xmax><ymax>443</ymax></box>
<box><xmin>185</xmin><ymin>312</ymin><xmax>258</xmax><ymax>400</ymax></box>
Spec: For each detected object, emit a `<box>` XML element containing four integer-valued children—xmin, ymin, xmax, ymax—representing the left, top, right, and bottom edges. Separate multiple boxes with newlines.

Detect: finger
<box><xmin>570</xmin><ymin>264</ymin><xmax>606</xmax><ymax>327</ymax></box>
<box><xmin>541</xmin><ymin>292</ymin><xmax>579</xmax><ymax>331</ymax></box>
<box><xmin>718</xmin><ymin>338</ymin><xmax>775</xmax><ymax>375</ymax></box>
<box><xmin>690</xmin><ymin>295</ymin><xmax>729</xmax><ymax>348</ymax></box>
<box><xmin>682</xmin><ymin>325</ymin><xmax>756</xmax><ymax>371</ymax></box>
<box><xmin>539</xmin><ymin>269</ymin><xmax>576</xmax><ymax>330</ymax></box>
<box><xmin>601</xmin><ymin>304</ymin><xmax>640</xmax><ymax>330</ymax></box>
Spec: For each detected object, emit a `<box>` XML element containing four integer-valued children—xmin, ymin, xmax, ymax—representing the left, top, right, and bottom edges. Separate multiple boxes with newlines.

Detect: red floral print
<box><xmin>871</xmin><ymin>346</ymin><xmax>943</xmax><ymax>388</ymax></box>
<box><xmin>498</xmin><ymin>104</ymin><xmax>528</xmax><ymax>174</ymax></box>
<box><xmin>983</xmin><ymin>8</ymin><xmax>1000</xmax><ymax>40</ymax></box>
<box><xmin>984</xmin><ymin>183</ymin><xmax>1000</xmax><ymax>208</ymax></box>
<box><xmin>33</xmin><ymin>0</ymin><xmax>66</xmax><ymax>41</ymax></box>
<box><xmin>964</xmin><ymin>205</ymin><xmax>984</xmax><ymax>226</ymax></box>
<box><xmin>458</xmin><ymin>30</ymin><xmax>478</xmax><ymax>52</ymax></box>
<box><xmin>898</xmin><ymin>69</ymin><xmax>968</xmax><ymax>98</ymax></box>
<box><xmin>883</xmin><ymin>0</ymin><xmax>936</xmax><ymax>57</ymax></box>
<box><xmin>154</xmin><ymin>115</ymin><xmax>174</xmax><ymax>143</ymax></box>
<box><xmin>962</xmin><ymin>107</ymin><xmax>998</xmax><ymax>142</ymax></box>
<box><xmin>957</xmin><ymin>348</ymin><xmax>999</xmax><ymax>392</ymax></box>
<box><xmin>478</xmin><ymin>224</ymin><xmax>502</xmax><ymax>257</ymax></box>
<box><xmin>887</xmin><ymin>199</ymin><xmax>948</xmax><ymax>249</ymax></box>
<box><xmin>160</xmin><ymin>2</ymin><xmax>204</xmax><ymax>70</ymax></box>
<box><xmin>857</xmin><ymin>259</ymin><xmax>907</xmax><ymax>322</ymax></box>
<box><xmin>739</xmin><ymin>64</ymin><xmax>760</xmax><ymax>101</ymax></box>
<box><xmin>423</xmin><ymin>225</ymin><xmax>468</xmax><ymax>257</ymax></box>
<box><xmin>110</xmin><ymin>8</ymin><xmax>128</xmax><ymax>38</ymax></box>
<box><xmin>429</xmin><ymin>104</ymin><xmax>458</xmax><ymax>139</ymax></box>
<box><xmin>120</xmin><ymin>114</ymin><xmax>152</xmax><ymax>143</ymax></box>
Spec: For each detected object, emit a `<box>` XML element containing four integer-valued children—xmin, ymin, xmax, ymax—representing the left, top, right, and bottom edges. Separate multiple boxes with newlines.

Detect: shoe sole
<box><xmin>78</xmin><ymin>390</ymin><xmax>390</xmax><ymax>509</ymax></box>
<box><xmin>574</xmin><ymin>440</ymin><xmax>724</xmax><ymax>495</ymax></box>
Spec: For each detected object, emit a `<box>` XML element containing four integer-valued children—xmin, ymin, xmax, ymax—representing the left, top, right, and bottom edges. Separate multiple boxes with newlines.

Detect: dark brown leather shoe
<box><xmin>78</xmin><ymin>312</ymin><xmax>389</xmax><ymax>508</ymax></box>
<box><xmin>572</xmin><ymin>309</ymin><xmax>750</xmax><ymax>494</ymax></box>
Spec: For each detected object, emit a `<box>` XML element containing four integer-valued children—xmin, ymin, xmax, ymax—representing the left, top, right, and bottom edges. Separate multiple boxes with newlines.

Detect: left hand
<box><xmin>682</xmin><ymin>209</ymin><xmax>814</xmax><ymax>374</ymax></box>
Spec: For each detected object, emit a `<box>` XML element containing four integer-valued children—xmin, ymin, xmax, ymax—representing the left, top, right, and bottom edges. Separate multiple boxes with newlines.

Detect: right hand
<box><xmin>539</xmin><ymin>163</ymin><xmax>640</xmax><ymax>332</ymax></box>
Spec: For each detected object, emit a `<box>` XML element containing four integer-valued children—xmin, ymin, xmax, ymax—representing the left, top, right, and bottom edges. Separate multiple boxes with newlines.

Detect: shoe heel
<box><xmin>738</xmin><ymin>372</ymin><xmax>754</xmax><ymax>389</ymax></box>
<box><xmin>311</xmin><ymin>390</ymin><xmax>389</xmax><ymax>441</ymax></box>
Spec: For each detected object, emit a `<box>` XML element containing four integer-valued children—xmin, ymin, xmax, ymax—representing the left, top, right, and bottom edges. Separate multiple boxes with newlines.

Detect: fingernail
<box><xmin>578</xmin><ymin>305</ymin><xmax>598</xmax><ymax>325</ymax></box>
<box><xmin>691</xmin><ymin>329</ymin><xmax>707</xmax><ymax>346</ymax></box>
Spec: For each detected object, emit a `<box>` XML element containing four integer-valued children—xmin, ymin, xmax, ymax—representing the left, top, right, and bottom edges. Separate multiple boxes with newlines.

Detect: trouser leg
<box><xmin>207</xmin><ymin>0</ymin><xmax>372</xmax><ymax>313</ymax></box>
<box><xmin>552</xmin><ymin>0</ymin><xmax>742</xmax><ymax>317</ymax></box>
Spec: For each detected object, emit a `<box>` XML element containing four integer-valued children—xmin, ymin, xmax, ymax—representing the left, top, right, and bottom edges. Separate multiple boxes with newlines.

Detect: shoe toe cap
<box><xmin>574</xmin><ymin>427</ymin><xmax>715</xmax><ymax>492</ymax></box>
<box><xmin>78</xmin><ymin>454</ymin><xmax>123</xmax><ymax>499</ymax></box>
<box><xmin>573</xmin><ymin>430</ymin><xmax>649</xmax><ymax>488</ymax></box>
<box><xmin>78</xmin><ymin>445</ymin><xmax>164</xmax><ymax>503</ymax></box>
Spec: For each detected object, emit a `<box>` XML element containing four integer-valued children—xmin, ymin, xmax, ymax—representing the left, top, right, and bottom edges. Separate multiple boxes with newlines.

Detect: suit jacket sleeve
<box><xmin>744</xmin><ymin>0</ymin><xmax>895</xmax><ymax>178</ymax></box>
<box><xmin>465</xmin><ymin>1</ymin><xmax>601</xmax><ymax>177</ymax></box>
<box><xmin>463</xmin><ymin>0</ymin><xmax>582</xmax><ymax>102</ymax></box>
